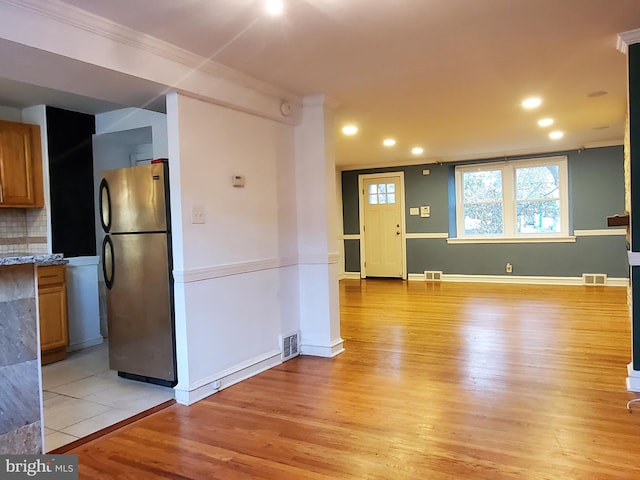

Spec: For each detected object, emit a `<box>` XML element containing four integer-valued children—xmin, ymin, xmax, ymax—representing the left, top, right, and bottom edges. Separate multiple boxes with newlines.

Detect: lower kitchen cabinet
<box><xmin>38</xmin><ymin>264</ymin><xmax>68</xmax><ymax>365</ymax></box>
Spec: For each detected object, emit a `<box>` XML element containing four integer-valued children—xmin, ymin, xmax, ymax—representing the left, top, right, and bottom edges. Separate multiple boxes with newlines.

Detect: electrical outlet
<box><xmin>506</xmin><ymin>263</ymin><xmax>513</xmax><ymax>273</ymax></box>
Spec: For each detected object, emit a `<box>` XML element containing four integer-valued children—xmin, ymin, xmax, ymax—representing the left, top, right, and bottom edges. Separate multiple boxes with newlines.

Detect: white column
<box><xmin>294</xmin><ymin>95</ymin><xmax>344</xmax><ymax>357</ymax></box>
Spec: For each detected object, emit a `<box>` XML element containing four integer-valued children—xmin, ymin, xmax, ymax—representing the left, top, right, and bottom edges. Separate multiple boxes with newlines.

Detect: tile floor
<box><xmin>42</xmin><ymin>341</ymin><xmax>175</xmax><ymax>452</ymax></box>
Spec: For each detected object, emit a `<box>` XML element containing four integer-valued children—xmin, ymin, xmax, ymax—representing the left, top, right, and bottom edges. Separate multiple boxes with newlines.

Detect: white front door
<box><xmin>361</xmin><ymin>174</ymin><xmax>405</xmax><ymax>278</ymax></box>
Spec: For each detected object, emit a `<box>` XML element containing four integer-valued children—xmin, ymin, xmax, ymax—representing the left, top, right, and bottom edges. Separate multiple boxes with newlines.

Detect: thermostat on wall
<box><xmin>232</xmin><ymin>175</ymin><xmax>245</xmax><ymax>187</ymax></box>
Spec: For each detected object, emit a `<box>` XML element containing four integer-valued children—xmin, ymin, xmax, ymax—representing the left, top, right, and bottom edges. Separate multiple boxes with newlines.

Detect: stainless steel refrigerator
<box><xmin>99</xmin><ymin>160</ymin><xmax>177</xmax><ymax>387</ymax></box>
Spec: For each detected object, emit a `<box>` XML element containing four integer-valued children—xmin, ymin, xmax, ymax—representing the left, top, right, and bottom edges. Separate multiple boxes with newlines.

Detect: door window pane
<box><xmin>368</xmin><ymin>182</ymin><xmax>396</xmax><ymax>204</ymax></box>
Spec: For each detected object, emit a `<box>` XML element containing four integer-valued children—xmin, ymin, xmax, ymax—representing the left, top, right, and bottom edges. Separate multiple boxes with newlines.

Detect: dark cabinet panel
<box><xmin>46</xmin><ymin>106</ymin><xmax>96</xmax><ymax>257</ymax></box>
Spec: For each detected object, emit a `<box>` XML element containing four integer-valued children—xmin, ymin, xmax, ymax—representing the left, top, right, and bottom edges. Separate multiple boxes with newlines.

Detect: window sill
<box><xmin>447</xmin><ymin>236</ymin><xmax>576</xmax><ymax>244</ymax></box>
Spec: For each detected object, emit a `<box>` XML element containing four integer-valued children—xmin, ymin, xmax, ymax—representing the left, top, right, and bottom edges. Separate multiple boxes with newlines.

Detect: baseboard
<box><xmin>301</xmin><ymin>338</ymin><xmax>345</xmax><ymax>358</ymax></box>
<box><xmin>67</xmin><ymin>336</ymin><xmax>104</xmax><ymax>352</ymax></box>
<box><xmin>340</xmin><ymin>272</ymin><xmax>361</xmax><ymax>280</ymax></box>
<box><xmin>174</xmin><ymin>350</ymin><xmax>282</xmax><ymax>406</ymax></box>
<box><xmin>408</xmin><ymin>273</ymin><xmax>427</xmax><ymax>281</ymax></box>
<box><xmin>407</xmin><ymin>273</ymin><xmax>628</xmax><ymax>286</ymax></box>
<box><xmin>627</xmin><ymin>363</ymin><xmax>640</xmax><ymax>392</ymax></box>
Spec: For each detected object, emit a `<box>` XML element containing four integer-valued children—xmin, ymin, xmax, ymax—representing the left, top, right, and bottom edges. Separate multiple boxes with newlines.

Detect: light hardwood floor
<box><xmin>70</xmin><ymin>280</ymin><xmax>640</xmax><ymax>479</ymax></box>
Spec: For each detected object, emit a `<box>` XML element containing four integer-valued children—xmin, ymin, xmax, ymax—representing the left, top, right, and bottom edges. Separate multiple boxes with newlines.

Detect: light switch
<box><xmin>192</xmin><ymin>206</ymin><xmax>205</xmax><ymax>224</ymax></box>
<box><xmin>420</xmin><ymin>206</ymin><xmax>430</xmax><ymax>218</ymax></box>
<box><xmin>409</xmin><ymin>207</ymin><xmax>419</xmax><ymax>216</ymax></box>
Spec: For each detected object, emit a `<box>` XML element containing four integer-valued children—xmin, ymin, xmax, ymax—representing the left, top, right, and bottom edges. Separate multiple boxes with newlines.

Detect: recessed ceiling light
<box><xmin>383</xmin><ymin>138</ymin><xmax>396</xmax><ymax>147</ymax></box>
<box><xmin>587</xmin><ymin>90</ymin><xmax>608</xmax><ymax>98</ymax></box>
<box><xmin>549</xmin><ymin>131</ymin><xmax>564</xmax><ymax>140</ymax></box>
<box><xmin>342</xmin><ymin>125</ymin><xmax>358</xmax><ymax>136</ymax></box>
<box><xmin>265</xmin><ymin>0</ymin><xmax>284</xmax><ymax>16</ymax></box>
<box><xmin>538</xmin><ymin>118</ymin><xmax>554</xmax><ymax>127</ymax></box>
<box><xmin>522</xmin><ymin>97</ymin><xmax>542</xmax><ymax>109</ymax></box>
<box><xmin>411</xmin><ymin>147</ymin><xmax>424</xmax><ymax>155</ymax></box>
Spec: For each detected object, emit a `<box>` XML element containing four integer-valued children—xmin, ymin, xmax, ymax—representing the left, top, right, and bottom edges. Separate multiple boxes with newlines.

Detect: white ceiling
<box><xmin>1</xmin><ymin>0</ymin><xmax>639</xmax><ymax>168</ymax></box>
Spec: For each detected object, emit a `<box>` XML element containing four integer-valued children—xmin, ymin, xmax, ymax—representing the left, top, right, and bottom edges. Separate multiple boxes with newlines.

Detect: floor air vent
<box><xmin>583</xmin><ymin>273</ymin><xmax>607</xmax><ymax>285</ymax></box>
<box><xmin>281</xmin><ymin>332</ymin><xmax>300</xmax><ymax>361</ymax></box>
<box><xmin>424</xmin><ymin>271</ymin><xmax>443</xmax><ymax>281</ymax></box>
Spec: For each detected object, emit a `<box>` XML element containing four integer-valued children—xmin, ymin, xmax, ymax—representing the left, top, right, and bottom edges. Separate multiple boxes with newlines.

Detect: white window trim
<box><xmin>454</xmin><ymin>156</ymin><xmax>569</xmax><ymax>241</ymax></box>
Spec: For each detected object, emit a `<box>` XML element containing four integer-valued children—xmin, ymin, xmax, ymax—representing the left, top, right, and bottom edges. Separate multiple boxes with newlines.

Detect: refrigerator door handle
<box><xmin>99</xmin><ymin>178</ymin><xmax>112</xmax><ymax>233</ymax></box>
<box><xmin>102</xmin><ymin>235</ymin><xmax>115</xmax><ymax>290</ymax></box>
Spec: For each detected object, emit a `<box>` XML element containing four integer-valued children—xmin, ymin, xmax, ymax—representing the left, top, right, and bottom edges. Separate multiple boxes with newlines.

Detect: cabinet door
<box><xmin>0</xmin><ymin>120</ymin><xmax>44</xmax><ymax>207</ymax></box>
<box><xmin>38</xmin><ymin>284</ymin><xmax>68</xmax><ymax>352</ymax></box>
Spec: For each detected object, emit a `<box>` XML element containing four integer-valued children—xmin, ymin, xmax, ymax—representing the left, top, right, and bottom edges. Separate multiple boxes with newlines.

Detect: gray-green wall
<box><xmin>342</xmin><ymin>146</ymin><xmax>628</xmax><ymax>278</ymax></box>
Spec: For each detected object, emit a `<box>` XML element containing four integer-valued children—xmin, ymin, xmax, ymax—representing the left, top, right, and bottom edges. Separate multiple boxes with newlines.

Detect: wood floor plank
<box><xmin>69</xmin><ymin>280</ymin><xmax>640</xmax><ymax>479</ymax></box>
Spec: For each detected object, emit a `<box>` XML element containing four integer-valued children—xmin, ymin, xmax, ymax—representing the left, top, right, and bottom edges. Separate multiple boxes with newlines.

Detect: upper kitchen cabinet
<box><xmin>0</xmin><ymin>119</ymin><xmax>44</xmax><ymax>208</ymax></box>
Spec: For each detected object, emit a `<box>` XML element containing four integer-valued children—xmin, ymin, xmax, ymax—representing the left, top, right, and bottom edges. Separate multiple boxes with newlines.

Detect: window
<box><xmin>368</xmin><ymin>182</ymin><xmax>396</xmax><ymax>205</ymax></box>
<box><xmin>454</xmin><ymin>156</ymin><xmax>569</xmax><ymax>240</ymax></box>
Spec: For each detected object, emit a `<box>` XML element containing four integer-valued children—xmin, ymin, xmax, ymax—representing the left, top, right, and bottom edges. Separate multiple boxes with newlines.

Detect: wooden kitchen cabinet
<box><xmin>0</xmin><ymin>119</ymin><xmax>44</xmax><ymax>208</ymax></box>
<box><xmin>38</xmin><ymin>265</ymin><xmax>69</xmax><ymax>365</ymax></box>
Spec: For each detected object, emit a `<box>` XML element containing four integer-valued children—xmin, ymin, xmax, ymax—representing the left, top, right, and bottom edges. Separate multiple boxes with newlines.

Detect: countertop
<box><xmin>0</xmin><ymin>253</ymin><xmax>67</xmax><ymax>266</ymax></box>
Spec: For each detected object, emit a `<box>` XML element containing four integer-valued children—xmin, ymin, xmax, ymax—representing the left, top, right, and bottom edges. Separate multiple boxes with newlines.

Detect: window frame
<box><xmin>454</xmin><ymin>156</ymin><xmax>570</xmax><ymax>242</ymax></box>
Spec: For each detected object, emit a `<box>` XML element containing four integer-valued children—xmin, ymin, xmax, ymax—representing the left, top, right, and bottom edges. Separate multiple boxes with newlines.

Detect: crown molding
<box><xmin>617</xmin><ymin>29</ymin><xmax>640</xmax><ymax>54</ymax></box>
<box><xmin>337</xmin><ymin>141</ymin><xmax>624</xmax><ymax>171</ymax></box>
<box><xmin>0</xmin><ymin>0</ymin><xmax>301</xmax><ymax>105</ymax></box>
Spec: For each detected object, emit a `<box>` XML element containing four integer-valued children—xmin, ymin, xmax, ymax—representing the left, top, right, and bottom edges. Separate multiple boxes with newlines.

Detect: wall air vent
<box><xmin>424</xmin><ymin>271</ymin><xmax>443</xmax><ymax>282</ymax></box>
<box><xmin>583</xmin><ymin>273</ymin><xmax>607</xmax><ymax>286</ymax></box>
<box><xmin>280</xmin><ymin>332</ymin><xmax>300</xmax><ymax>361</ymax></box>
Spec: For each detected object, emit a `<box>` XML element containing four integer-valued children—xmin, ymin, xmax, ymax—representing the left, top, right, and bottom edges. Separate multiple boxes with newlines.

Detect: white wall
<box><xmin>167</xmin><ymin>93</ymin><xmax>300</xmax><ymax>405</ymax></box>
<box><xmin>95</xmin><ymin>108</ymin><xmax>168</xmax><ymax>158</ymax></box>
<box><xmin>0</xmin><ymin>105</ymin><xmax>21</xmax><ymax>121</ymax></box>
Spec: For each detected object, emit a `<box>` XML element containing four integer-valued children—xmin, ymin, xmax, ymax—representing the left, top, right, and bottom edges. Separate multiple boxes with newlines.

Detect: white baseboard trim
<box><xmin>340</xmin><ymin>272</ymin><xmax>361</xmax><ymax>280</ymax></box>
<box><xmin>67</xmin><ymin>336</ymin><xmax>104</xmax><ymax>352</ymax></box>
<box><xmin>627</xmin><ymin>363</ymin><xmax>640</xmax><ymax>392</ymax></box>
<box><xmin>174</xmin><ymin>349</ymin><xmax>282</xmax><ymax>406</ymax></box>
<box><xmin>301</xmin><ymin>338</ymin><xmax>345</xmax><ymax>358</ymax></box>
<box><xmin>407</xmin><ymin>273</ymin><xmax>628</xmax><ymax>286</ymax></box>
<box><xmin>408</xmin><ymin>273</ymin><xmax>426</xmax><ymax>281</ymax></box>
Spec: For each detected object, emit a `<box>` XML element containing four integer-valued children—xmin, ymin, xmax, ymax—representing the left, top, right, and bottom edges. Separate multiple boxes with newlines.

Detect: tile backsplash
<box><xmin>0</xmin><ymin>209</ymin><xmax>48</xmax><ymax>254</ymax></box>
